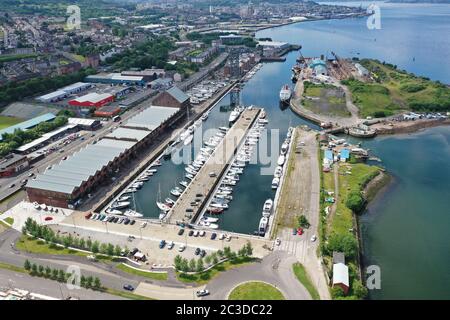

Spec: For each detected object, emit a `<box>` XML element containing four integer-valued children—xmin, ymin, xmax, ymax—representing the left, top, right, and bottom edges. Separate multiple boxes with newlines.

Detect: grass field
<box><xmin>303</xmin><ymin>82</ymin><xmax>350</xmax><ymax>117</ymax></box>
<box><xmin>177</xmin><ymin>257</ymin><xmax>255</xmax><ymax>285</ymax></box>
<box><xmin>228</xmin><ymin>281</ymin><xmax>285</xmax><ymax>300</ymax></box>
<box><xmin>0</xmin><ymin>116</ymin><xmax>22</xmax><ymax>130</ymax></box>
<box><xmin>292</xmin><ymin>263</ymin><xmax>320</xmax><ymax>300</ymax></box>
<box><xmin>343</xmin><ymin>59</ymin><xmax>450</xmax><ymax>117</ymax></box>
<box><xmin>16</xmin><ymin>236</ymin><xmax>87</xmax><ymax>257</ymax></box>
<box><xmin>4</xmin><ymin>217</ymin><xmax>14</xmax><ymax>225</ymax></box>
<box><xmin>116</xmin><ymin>263</ymin><xmax>168</xmax><ymax>281</ymax></box>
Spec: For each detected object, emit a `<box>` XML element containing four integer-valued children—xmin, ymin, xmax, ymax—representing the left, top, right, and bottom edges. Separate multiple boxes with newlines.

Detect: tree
<box><xmin>211</xmin><ymin>253</ymin><xmax>219</xmax><ymax>265</ymax></box>
<box><xmin>326</xmin><ymin>233</ymin><xmax>358</xmax><ymax>259</ymax></box>
<box><xmin>352</xmin><ymin>280</ymin><xmax>368</xmax><ymax>299</ymax></box>
<box><xmin>106</xmin><ymin>243</ymin><xmax>114</xmax><ymax>256</ymax></box>
<box><xmin>180</xmin><ymin>258</ymin><xmax>189</xmax><ymax>273</ymax></box>
<box><xmin>114</xmin><ymin>245</ymin><xmax>122</xmax><ymax>257</ymax></box>
<box><xmin>80</xmin><ymin>275</ymin><xmax>86</xmax><ymax>288</ymax></box>
<box><xmin>79</xmin><ymin>238</ymin><xmax>86</xmax><ymax>250</ymax></box>
<box><xmin>45</xmin><ymin>266</ymin><xmax>52</xmax><ymax>278</ymax></box>
<box><xmin>51</xmin><ymin>268</ymin><xmax>58</xmax><ymax>280</ymax></box>
<box><xmin>223</xmin><ymin>247</ymin><xmax>232</xmax><ymax>259</ymax></box>
<box><xmin>100</xmin><ymin>243</ymin><xmax>108</xmax><ymax>255</ymax></box>
<box><xmin>38</xmin><ymin>265</ymin><xmax>44</xmax><ymax>275</ymax></box>
<box><xmin>345</xmin><ymin>191</ymin><xmax>365</xmax><ymax>213</ymax></box>
<box><xmin>298</xmin><ymin>215</ymin><xmax>311</xmax><ymax>228</ymax></box>
<box><xmin>86</xmin><ymin>238</ymin><xmax>92</xmax><ymax>249</ymax></box>
<box><xmin>174</xmin><ymin>255</ymin><xmax>183</xmax><ymax>270</ymax></box>
<box><xmin>58</xmin><ymin>269</ymin><xmax>66</xmax><ymax>282</ymax></box>
<box><xmin>217</xmin><ymin>249</ymin><xmax>224</xmax><ymax>257</ymax></box>
<box><xmin>189</xmin><ymin>259</ymin><xmax>197</xmax><ymax>272</ymax></box>
<box><xmin>86</xmin><ymin>276</ymin><xmax>94</xmax><ymax>288</ymax></box>
<box><xmin>31</xmin><ymin>263</ymin><xmax>38</xmax><ymax>275</ymax></box>
<box><xmin>24</xmin><ymin>259</ymin><xmax>31</xmax><ymax>271</ymax></box>
<box><xmin>91</xmin><ymin>241</ymin><xmax>99</xmax><ymax>254</ymax></box>
<box><xmin>245</xmin><ymin>242</ymin><xmax>253</xmax><ymax>257</ymax></box>
<box><xmin>196</xmin><ymin>258</ymin><xmax>204</xmax><ymax>272</ymax></box>
<box><xmin>331</xmin><ymin>286</ymin><xmax>345</xmax><ymax>298</ymax></box>
<box><xmin>93</xmin><ymin>277</ymin><xmax>102</xmax><ymax>290</ymax></box>
<box><xmin>204</xmin><ymin>255</ymin><xmax>212</xmax><ymax>265</ymax></box>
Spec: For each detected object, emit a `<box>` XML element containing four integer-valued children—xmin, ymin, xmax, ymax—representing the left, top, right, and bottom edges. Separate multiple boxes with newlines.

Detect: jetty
<box><xmin>167</xmin><ymin>108</ymin><xmax>261</xmax><ymax>224</ymax></box>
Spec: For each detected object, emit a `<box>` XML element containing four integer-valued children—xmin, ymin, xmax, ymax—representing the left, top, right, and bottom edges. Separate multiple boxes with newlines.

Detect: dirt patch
<box><xmin>303</xmin><ymin>85</ymin><xmax>351</xmax><ymax>118</ymax></box>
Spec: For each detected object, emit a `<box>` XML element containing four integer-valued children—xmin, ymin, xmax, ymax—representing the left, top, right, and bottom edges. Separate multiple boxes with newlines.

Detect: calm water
<box><xmin>132</xmin><ymin>2</ymin><xmax>449</xmax><ymax>298</ymax></box>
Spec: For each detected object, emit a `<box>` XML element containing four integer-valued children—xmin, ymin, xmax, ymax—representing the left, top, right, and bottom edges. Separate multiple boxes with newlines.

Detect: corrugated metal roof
<box><xmin>325</xmin><ymin>150</ymin><xmax>333</xmax><ymax>161</ymax></box>
<box><xmin>97</xmin><ymin>138</ymin><xmax>136</xmax><ymax>149</ymax></box>
<box><xmin>340</xmin><ymin>149</ymin><xmax>350</xmax><ymax>159</ymax></box>
<box><xmin>0</xmin><ymin>113</ymin><xmax>56</xmax><ymax>140</ymax></box>
<box><xmin>27</xmin><ymin>143</ymin><xmax>128</xmax><ymax>195</ymax></box>
<box><xmin>105</xmin><ymin>127</ymin><xmax>149</xmax><ymax>142</ymax></box>
<box><xmin>125</xmin><ymin>106</ymin><xmax>179</xmax><ymax>131</ymax></box>
<box><xmin>166</xmin><ymin>86</ymin><xmax>189</xmax><ymax>104</ymax></box>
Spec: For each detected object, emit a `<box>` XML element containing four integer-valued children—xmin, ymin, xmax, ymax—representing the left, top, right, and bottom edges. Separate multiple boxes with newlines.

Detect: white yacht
<box><xmin>157</xmin><ymin>202</ymin><xmax>171</xmax><ymax>212</ymax></box>
<box><xmin>124</xmin><ymin>209</ymin><xmax>143</xmax><ymax>218</ymax></box>
<box><xmin>279</xmin><ymin>84</ymin><xmax>292</xmax><ymax>103</ymax></box>
<box><xmin>263</xmin><ymin>199</ymin><xmax>273</xmax><ymax>216</ymax></box>
<box><xmin>277</xmin><ymin>155</ymin><xmax>286</xmax><ymax>166</ymax></box>
<box><xmin>271</xmin><ymin>177</ymin><xmax>280</xmax><ymax>189</ymax></box>
<box><xmin>258</xmin><ymin>217</ymin><xmax>268</xmax><ymax>235</ymax></box>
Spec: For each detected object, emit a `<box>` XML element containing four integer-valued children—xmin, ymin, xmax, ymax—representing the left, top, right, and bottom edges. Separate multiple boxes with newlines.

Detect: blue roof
<box><xmin>0</xmin><ymin>113</ymin><xmax>56</xmax><ymax>141</ymax></box>
<box><xmin>340</xmin><ymin>149</ymin><xmax>350</xmax><ymax>159</ymax></box>
<box><xmin>325</xmin><ymin>150</ymin><xmax>333</xmax><ymax>161</ymax></box>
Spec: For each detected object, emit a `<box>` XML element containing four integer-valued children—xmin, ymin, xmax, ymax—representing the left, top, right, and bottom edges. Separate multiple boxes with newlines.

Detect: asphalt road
<box><xmin>203</xmin><ymin>251</ymin><xmax>311</xmax><ymax>300</ymax></box>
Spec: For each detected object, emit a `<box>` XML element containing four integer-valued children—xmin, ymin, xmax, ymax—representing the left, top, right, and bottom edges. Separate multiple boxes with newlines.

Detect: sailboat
<box><xmin>156</xmin><ymin>184</ymin><xmax>171</xmax><ymax>214</ymax></box>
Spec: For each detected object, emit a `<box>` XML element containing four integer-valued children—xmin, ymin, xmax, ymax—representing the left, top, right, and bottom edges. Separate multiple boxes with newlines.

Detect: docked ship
<box><xmin>279</xmin><ymin>85</ymin><xmax>292</xmax><ymax>103</ymax></box>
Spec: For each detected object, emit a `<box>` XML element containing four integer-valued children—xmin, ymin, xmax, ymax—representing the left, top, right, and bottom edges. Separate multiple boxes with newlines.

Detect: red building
<box><xmin>0</xmin><ymin>154</ymin><xmax>29</xmax><ymax>177</ymax></box>
<box><xmin>94</xmin><ymin>105</ymin><xmax>121</xmax><ymax>118</ymax></box>
<box><xmin>68</xmin><ymin>93</ymin><xmax>114</xmax><ymax>108</ymax></box>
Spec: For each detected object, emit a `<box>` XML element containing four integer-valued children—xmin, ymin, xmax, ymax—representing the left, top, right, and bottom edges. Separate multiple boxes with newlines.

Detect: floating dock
<box><xmin>167</xmin><ymin>108</ymin><xmax>261</xmax><ymax>224</ymax></box>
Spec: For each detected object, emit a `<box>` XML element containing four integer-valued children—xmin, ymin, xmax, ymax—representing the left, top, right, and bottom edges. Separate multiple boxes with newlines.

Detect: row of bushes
<box><xmin>173</xmin><ymin>243</ymin><xmax>253</xmax><ymax>273</ymax></box>
<box><xmin>24</xmin><ymin>259</ymin><xmax>103</xmax><ymax>290</ymax></box>
<box><xmin>23</xmin><ymin>218</ymin><xmax>127</xmax><ymax>257</ymax></box>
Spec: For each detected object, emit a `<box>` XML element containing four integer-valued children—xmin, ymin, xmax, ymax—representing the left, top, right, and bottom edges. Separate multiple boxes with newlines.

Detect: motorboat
<box><xmin>159</xmin><ymin>212</ymin><xmax>166</xmax><ymax>220</ymax></box>
<box><xmin>210</xmin><ymin>202</ymin><xmax>228</xmax><ymax>209</ymax></box>
<box><xmin>207</xmin><ymin>207</ymin><xmax>224</xmax><ymax>214</ymax></box>
<box><xmin>277</xmin><ymin>155</ymin><xmax>286</xmax><ymax>166</ymax></box>
<box><xmin>281</xmin><ymin>142</ymin><xmax>289</xmax><ymax>155</ymax></box>
<box><xmin>199</xmin><ymin>220</ymin><xmax>219</xmax><ymax>229</ymax></box>
<box><xmin>185</xmin><ymin>167</ymin><xmax>197</xmax><ymax>175</ymax></box>
<box><xmin>152</xmin><ymin>160</ymin><xmax>162</xmax><ymax>167</ymax></box>
<box><xmin>147</xmin><ymin>169</ymin><xmax>158</xmax><ymax>173</ymax></box>
<box><xmin>271</xmin><ymin>177</ymin><xmax>280</xmax><ymax>189</ymax></box>
<box><xmin>110</xmin><ymin>201</ymin><xmax>130</xmax><ymax>209</ymax></box>
<box><xmin>201</xmin><ymin>216</ymin><xmax>219</xmax><ymax>223</ymax></box>
<box><xmin>263</xmin><ymin>199</ymin><xmax>273</xmax><ymax>216</ymax></box>
<box><xmin>218</xmin><ymin>127</ymin><xmax>229</xmax><ymax>132</ymax></box>
<box><xmin>157</xmin><ymin>202</ymin><xmax>171</xmax><ymax>212</ymax></box>
<box><xmin>185</xmin><ymin>173</ymin><xmax>194</xmax><ymax>180</ymax></box>
<box><xmin>274</xmin><ymin>166</ymin><xmax>283</xmax><ymax>178</ymax></box>
<box><xmin>228</xmin><ymin>109</ymin><xmax>241</xmax><ymax>123</ymax></box>
<box><xmin>165</xmin><ymin>198</ymin><xmax>176</xmax><ymax>206</ymax></box>
<box><xmin>179</xmin><ymin>180</ymin><xmax>189</xmax><ymax>188</ymax></box>
<box><xmin>258</xmin><ymin>217</ymin><xmax>268</xmax><ymax>235</ymax></box>
<box><xmin>118</xmin><ymin>196</ymin><xmax>131</xmax><ymax>202</ymax></box>
<box><xmin>170</xmin><ymin>188</ymin><xmax>182</xmax><ymax>197</ymax></box>
<box><xmin>184</xmin><ymin>133</ymin><xmax>194</xmax><ymax>146</ymax></box>
<box><xmin>105</xmin><ymin>208</ymin><xmax>123</xmax><ymax>215</ymax></box>
<box><xmin>124</xmin><ymin>209</ymin><xmax>143</xmax><ymax>218</ymax></box>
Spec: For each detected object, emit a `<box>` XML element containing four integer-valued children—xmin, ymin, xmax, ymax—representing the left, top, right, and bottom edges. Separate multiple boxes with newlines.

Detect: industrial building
<box><xmin>85</xmin><ymin>73</ymin><xmax>146</xmax><ymax>86</ymax></box>
<box><xmin>310</xmin><ymin>59</ymin><xmax>328</xmax><ymax>76</ymax></box>
<box><xmin>153</xmin><ymin>86</ymin><xmax>190</xmax><ymax>111</ymax></box>
<box><xmin>0</xmin><ymin>113</ymin><xmax>56</xmax><ymax>141</ymax></box>
<box><xmin>0</xmin><ymin>154</ymin><xmax>29</xmax><ymax>177</ymax></box>
<box><xmin>26</xmin><ymin>105</ymin><xmax>183</xmax><ymax>208</ymax></box>
<box><xmin>68</xmin><ymin>92</ymin><xmax>115</xmax><ymax>108</ymax></box>
<box><xmin>36</xmin><ymin>82</ymin><xmax>92</xmax><ymax>103</ymax></box>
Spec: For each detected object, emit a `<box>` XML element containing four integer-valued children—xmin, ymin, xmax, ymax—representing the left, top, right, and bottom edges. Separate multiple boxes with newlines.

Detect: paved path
<box><xmin>203</xmin><ymin>251</ymin><xmax>311</xmax><ymax>300</ymax></box>
<box><xmin>134</xmin><ymin>282</ymin><xmax>205</xmax><ymax>300</ymax></box>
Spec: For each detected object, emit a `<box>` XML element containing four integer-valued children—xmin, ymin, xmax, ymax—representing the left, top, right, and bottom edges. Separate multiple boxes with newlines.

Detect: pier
<box><xmin>167</xmin><ymin>108</ymin><xmax>261</xmax><ymax>224</ymax></box>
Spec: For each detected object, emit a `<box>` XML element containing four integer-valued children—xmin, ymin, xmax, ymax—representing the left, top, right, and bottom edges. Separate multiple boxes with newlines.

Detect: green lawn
<box><xmin>0</xmin><ymin>116</ymin><xmax>22</xmax><ymax>130</ymax></box>
<box><xmin>116</xmin><ymin>263</ymin><xmax>168</xmax><ymax>281</ymax></box>
<box><xmin>15</xmin><ymin>236</ymin><xmax>87</xmax><ymax>257</ymax></box>
<box><xmin>4</xmin><ymin>217</ymin><xmax>14</xmax><ymax>225</ymax></box>
<box><xmin>104</xmin><ymin>287</ymin><xmax>153</xmax><ymax>300</ymax></box>
<box><xmin>177</xmin><ymin>257</ymin><xmax>255</xmax><ymax>285</ymax></box>
<box><xmin>228</xmin><ymin>281</ymin><xmax>285</xmax><ymax>300</ymax></box>
<box><xmin>292</xmin><ymin>263</ymin><xmax>320</xmax><ymax>300</ymax></box>
<box><xmin>0</xmin><ymin>262</ymin><xmax>27</xmax><ymax>274</ymax></box>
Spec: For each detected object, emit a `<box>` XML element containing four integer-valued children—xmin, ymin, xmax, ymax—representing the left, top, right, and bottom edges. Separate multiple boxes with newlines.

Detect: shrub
<box><xmin>346</xmin><ymin>191</ymin><xmax>366</xmax><ymax>213</ymax></box>
<box><xmin>326</xmin><ymin>233</ymin><xmax>358</xmax><ymax>259</ymax></box>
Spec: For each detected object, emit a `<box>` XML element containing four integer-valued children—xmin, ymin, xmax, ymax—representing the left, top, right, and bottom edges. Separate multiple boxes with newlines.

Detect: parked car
<box><xmin>200</xmin><ymin>249</ymin><xmax>206</xmax><ymax>257</ymax></box>
<box><xmin>178</xmin><ymin>244</ymin><xmax>186</xmax><ymax>252</ymax></box>
<box><xmin>297</xmin><ymin>228</ymin><xmax>303</xmax><ymax>235</ymax></box>
<box><xmin>124</xmin><ymin>218</ymin><xmax>130</xmax><ymax>225</ymax></box>
<box><xmin>275</xmin><ymin>238</ymin><xmax>281</xmax><ymax>246</ymax></box>
<box><xmin>199</xmin><ymin>230</ymin><xmax>205</xmax><ymax>237</ymax></box>
<box><xmin>310</xmin><ymin>235</ymin><xmax>317</xmax><ymax>242</ymax></box>
<box><xmin>123</xmin><ymin>284</ymin><xmax>134</xmax><ymax>291</ymax></box>
<box><xmin>219</xmin><ymin>233</ymin><xmax>225</xmax><ymax>240</ymax></box>
<box><xmin>85</xmin><ymin>213</ymin><xmax>92</xmax><ymax>220</ymax></box>
<box><xmin>194</xmin><ymin>248</ymin><xmax>201</xmax><ymax>255</ymax></box>
<box><xmin>44</xmin><ymin>216</ymin><xmax>53</xmax><ymax>221</ymax></box>
<box><xmin>193</xmin><ymin>230</ymin><xmax>199</xmax><ymax>237</ymax></box>
<box><xmin>188</xmin><ymin>230</ymin><xmax>194</xmax><ymax>237</ymax></box>
<box><xmin>130</xmin><ymin>220</ymin><xmax>136</xmax><ymax>225</ymax></box>
<box><xmin>196</xmin><ymin>289</ymin><xmax>210</xmax><ymax>297</ymax></box>
<box><xmin>159</xmin><ymin>240</ymin><xmax>166</xmax><ymax>249</ymax></box>
<box><xmin>292</xmin><ymin>228</ymin><xmax>297</xmax><ymax>235</ymax></box>
<box><xmin>178</xmin><ymin>228</ymin><xmax>185</xmax><ymax>236</ymax></box>
<box><xmin>225</xmin><ymin>234</ymin><xmax>231</xmax><ymax>242</ymax></box>
<box><xmin>210</xmin><ymin>233</ymin><xmax>217</xmax><ymax>240</ymax></box>
<box><xmin>167</xmin><ymin>241</ymin><xmax>174</xmax><ymax>250</ymax></box>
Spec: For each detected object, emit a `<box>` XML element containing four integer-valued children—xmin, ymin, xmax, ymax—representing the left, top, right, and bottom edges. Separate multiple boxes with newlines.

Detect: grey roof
<box><xmin>166</xmin><ymin>86</ymin><xmax>189</xmax><ymax>104</ymax></box>
<box><xmin>105</xmin><ymin>127</ymin><xmax>149</xmax><ymax>142</ymax></box>
<box><xmin>97</xmin><ymin>138</ymin><xmax>136</xmax><ymax>149</ymax></box>
<box><xmin>26</xmin><ymin>143</ymin><xmax>128</xmax><ymax>195</ymax></box>
<box><xmin>333</xmin><ymin>251</ymin><xmax>345</xmax><ymax>264</ymax></box>
<box><xmin>124</xmin><ymin>106</ymin><xmax>179</xmax><ymax>131</ymax></box>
